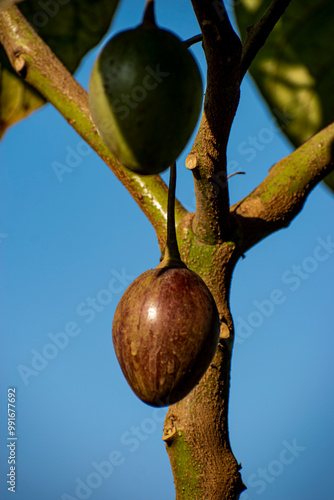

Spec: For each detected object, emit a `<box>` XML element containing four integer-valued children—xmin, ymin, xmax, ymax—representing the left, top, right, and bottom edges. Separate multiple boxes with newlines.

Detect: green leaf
<box><xmin>0</xmin><ymin>0</ymin><xmax>120</xmax><ymax>137</ymax></box>
<box><xmin>235</xmin><ymin>0</ymin><xmax>334</xmax><ymax>191</ymax></box>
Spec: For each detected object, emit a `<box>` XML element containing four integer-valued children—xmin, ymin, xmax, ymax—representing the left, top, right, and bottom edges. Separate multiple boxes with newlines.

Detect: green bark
<box><xmin>0</xmin><ymin>6</ymin><xmax>186</xmax><ymax>243</ymax></box>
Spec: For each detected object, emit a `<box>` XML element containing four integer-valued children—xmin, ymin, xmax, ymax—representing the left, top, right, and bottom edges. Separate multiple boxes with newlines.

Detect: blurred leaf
<box><xmin>0</xmin><ymin>0</ymin><xmax>120</xmax><ymax>138</ymax></box>
<box><xmin>235</xmin><ymin>0</ymin><xmax>334</xmax><ymax>192</ymax></box>
<box><xmin>324</xmin><ymin>171</ymin><xmax>334</xmax><ymax>191</ymax></box>
<box><xmin>0</xmin><ymin>52</ymin><xmax>43</xmax><ymax>138</ymax></box>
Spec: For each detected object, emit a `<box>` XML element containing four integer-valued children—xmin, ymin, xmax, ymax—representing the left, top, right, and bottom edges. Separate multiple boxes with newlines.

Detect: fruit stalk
<box><xmin>160</xmin><ymin>162</ymin><xmax>184</xmax><ymax>268</ymax></box>
<box><xmin>143</xmin><ymin>0</ymin><xmax>156</xmax><ymax>26</ymax></box>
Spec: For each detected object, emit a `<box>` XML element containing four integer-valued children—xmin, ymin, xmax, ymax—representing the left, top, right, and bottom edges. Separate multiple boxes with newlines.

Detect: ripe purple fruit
<box><xmin>112</xmin><ymin>264</ymin><xmax>220</xmax><ymax>407</ymax></box>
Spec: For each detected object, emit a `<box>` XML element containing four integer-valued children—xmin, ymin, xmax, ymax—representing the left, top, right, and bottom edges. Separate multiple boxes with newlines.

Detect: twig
<box><xmin>241</xmin><ymin>0</ymin><xmax>292</xmax><ymax>79</ymax></box>
<box><xmin>227</xmin><ymin>171</ymin><xmax>245</xmax><ymax>180</ymax></box>
<box><xmin>231</xmin><ymin>121</ymin><xmax>334</xmax><ymax>252</ymax></box>
<box><xmin>183</xmin><ymin>34</ymin><xmax>203</xmax><ymax>48</ymax></box>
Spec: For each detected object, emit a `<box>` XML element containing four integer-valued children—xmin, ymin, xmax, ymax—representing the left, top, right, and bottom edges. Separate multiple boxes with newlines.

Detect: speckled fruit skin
<box><xmin>112</xmin><ymin>266</ymin><xmax>220</xmax><ymax>407</ymax></box>
<box><xmin>88</xmin><ymin>25</ymin><xmax>203</xmax><ymax>175</ymax></box>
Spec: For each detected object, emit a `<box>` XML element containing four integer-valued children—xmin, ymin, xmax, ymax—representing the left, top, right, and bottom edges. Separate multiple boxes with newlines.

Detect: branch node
<box><xmin>185</xmin><ymin>152</ymin><xmax>199</xmax><ymax>171</ymax></box>
<box><xmin>219</xmin><ymin>322</ymin><xmax>230</xmax><ymax>339</ymax></box>
<box><xmin>162</xmin><ymin>416</ymin><xmax>177</xmax><ymax>443</ymax></box>
<box><xmin>14</xmin><ymin>53</ymin><xmax>27</xmax><ymax>77</ymax></box>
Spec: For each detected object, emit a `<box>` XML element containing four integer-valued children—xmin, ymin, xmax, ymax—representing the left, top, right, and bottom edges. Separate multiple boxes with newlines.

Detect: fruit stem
<box><xmin>159</xmin><ymin>163</ymin><xmax>185</xmax><ymax>269</ymax></box>
<box><xmin>142</xmin><ymin>0</ymin><xmax>156</xmax><ymax>26</ymax></box>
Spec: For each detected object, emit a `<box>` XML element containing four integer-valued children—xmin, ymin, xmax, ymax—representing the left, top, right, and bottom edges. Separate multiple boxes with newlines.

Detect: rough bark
<box><xmin>187</xmin><ymin>0</ymin><xmax>242</xmax><ymax>243</ymax></box>
<box><xmin>164</xmin><ymin>121</ymin><xmax>333</xmax><ymax>500</ymax></box>
<box><xmin>1</xmin><ymin>3</ymin><xmax>333</xmax><ymax>500</ymax></box>
<box><xmin>164</xmin><ymin>222</ymin><xmax>245</xmax><ymax>499</ymax></box>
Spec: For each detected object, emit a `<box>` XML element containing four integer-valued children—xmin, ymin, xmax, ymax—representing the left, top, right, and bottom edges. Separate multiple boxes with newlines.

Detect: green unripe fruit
<box><xmin>88</xmin><ymin>23</ymin><xmax>203</xmax><ymax>175</ymax></box>
<box><xmin>112</xmin><ymin>265</ymin><xmax>220</xmax><ymax>407</ymax></box>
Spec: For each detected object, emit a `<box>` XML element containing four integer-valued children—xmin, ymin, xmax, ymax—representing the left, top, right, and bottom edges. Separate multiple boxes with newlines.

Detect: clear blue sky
<box><xmin>1</xmin><ymin>1</ymin><xmax>333</xmax><ymax>499</ymax></box>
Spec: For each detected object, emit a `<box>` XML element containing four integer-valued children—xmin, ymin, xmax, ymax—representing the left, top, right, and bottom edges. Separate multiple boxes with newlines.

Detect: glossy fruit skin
<box><xmin>112</xmin><ymin>266</ymin><xmax>220</xmax><ymax>407</ymax></box>
<box><xmin>89</xmin><ymin>25</ymin><xmax>203</xmax><ymax>175</ymax></box>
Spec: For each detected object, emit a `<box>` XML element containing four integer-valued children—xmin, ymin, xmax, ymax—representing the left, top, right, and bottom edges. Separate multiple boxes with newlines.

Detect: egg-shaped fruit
<box><xmin>89</xmin><ymin>24</ymin><xmax>203</xmax><ymax>175</ymax></box>
<box><xmin>112</xmin><ymin>266</ymin><xmax>220</xmax><ymax>406</ymax></box>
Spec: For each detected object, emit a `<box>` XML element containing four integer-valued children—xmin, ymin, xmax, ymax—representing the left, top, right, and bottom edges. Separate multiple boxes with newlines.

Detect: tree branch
<box><xmin>240</xmin><ymin>0</ymin><xmax>292</xmax><ymax>79</ymax></box>
<box><xmin>0</xmin><ymin>6</ymin><xmax>188</xmax><ymax>246</ymax></box>
<box><xmin>188</xmin><ymin>0</ymin><xmax>242</xmax><ymax>243</ymax></box>
<box><xmin>231</xmin><ymin>121</ymin><xmax>334</xmax><ymax>253</ymax></box>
